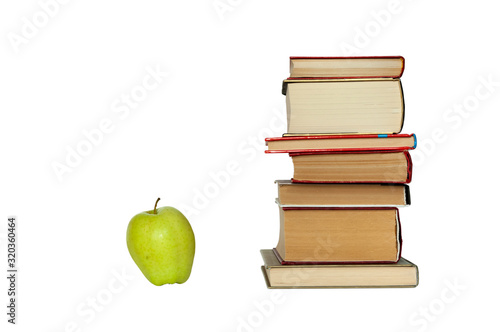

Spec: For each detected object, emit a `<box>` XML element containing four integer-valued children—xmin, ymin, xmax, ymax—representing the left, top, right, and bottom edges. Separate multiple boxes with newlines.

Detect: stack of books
<box><xmin>260</xmin><ymin>56</ymin><xmax>419</xmax><ymax>288</ymax></box>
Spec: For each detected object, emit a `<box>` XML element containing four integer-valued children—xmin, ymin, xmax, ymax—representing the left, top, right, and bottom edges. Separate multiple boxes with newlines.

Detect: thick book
<box><xmin>288</xmin><ymin>56</ymin><xmax>405</xmax><ymax>79</ymax></box>
<box><xmin>260</xmin><ymin>249</ymin><xmax>418</xmax><ymax>288</ymax></box>
<box><xmin>283</xmin><ymin>78</ymin><xmax>404</xmax><ymax>135</ymax></box>
<box><xmin>275</xmin><ymin>206</ymin><xmax>402</xmax><ymax>264</ymax></box>
<box><xmin>290</xmin><ymin>151</ymin><xmax>412</xmax><ymax>184</ymax></box>
<box><xmin>265</xmin><ymin>133</ymin><xmax>416</xmax><ymax>154</ymax></box>
<box><xmin>275</xmin><ymin>180</ymin><xmax>410</xmax><ymax>207</ymax></box>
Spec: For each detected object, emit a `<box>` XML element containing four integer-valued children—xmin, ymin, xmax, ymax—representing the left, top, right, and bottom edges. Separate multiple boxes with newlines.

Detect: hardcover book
<box><xmin>283</xmin><ymin>78</ymin><xmax>405</xmax><ymax>135</ymax></box>
<box><xmin>288</xmin><ymin>56</ymin><xmax>405</xmax><ymax>79</ymax></box>
<box><xmin>266</xmin><ymin>133</ymin><xmax>416</xmax><ymax>154</ymax></box>
<box><xmin>274</xmin><ymin>206</ymin><xmax>402</xmax><ymax>264</ymax></box>
<box><xmin>275</xmin><ymin>180</ymin><xmax>410</xmax><ymax>207</ymax></box>
<box><xmin>290</xmin><ymin>151</ymin><xmax>413</xmax><ymax>184</ymax></box>
<box><xmin>260</xmin><ymin>249</ymin><xmax>418</xmax><ymax>288</ymax></box>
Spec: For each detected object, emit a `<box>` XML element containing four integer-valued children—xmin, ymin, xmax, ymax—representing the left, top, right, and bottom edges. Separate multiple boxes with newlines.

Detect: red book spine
<box><xmin>264</xmin><ymin>134</ymin><xmax>417</xmax><ymax>154</ymax></box>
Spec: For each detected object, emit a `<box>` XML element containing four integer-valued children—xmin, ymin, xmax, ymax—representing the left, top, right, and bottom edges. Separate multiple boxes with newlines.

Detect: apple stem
<box><xmin>154</xmin><ymin>198</ymin><xmax>160</xmax><ymax>214</ymax></box>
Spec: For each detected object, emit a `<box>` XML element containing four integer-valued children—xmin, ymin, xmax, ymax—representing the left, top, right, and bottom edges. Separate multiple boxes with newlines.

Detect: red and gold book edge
<box><xmin>269</xmin><ymin>146</ymin><xmax>413</xmax><ymax>154</ymax></box>
<box><xmin>265</xmin><ymin>134</ymin><xmax>417</xmax><ymax>154</ymax></box>
<box><xmin>273</xmin><ymin>207</ymin><xmax>403</xmax><ymax>265</ymax></box>
<box><xmin>266</xmin><ymin>133</ymin><xmax>414</xmax><ymax>142</ymax></box>
<box><xmin>288</xmin><ymin>56</ymin><xmax>405</xmax><ymax>79</ymax></box>
<box><xmin>289</xmin><ymin>150</ymin><xmax>413</xmax><ymax>184</ymax></box>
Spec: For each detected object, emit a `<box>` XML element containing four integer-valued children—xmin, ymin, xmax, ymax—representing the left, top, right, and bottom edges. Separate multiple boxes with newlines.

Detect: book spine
<box><xmin>398</xmin><ymin>79</ymin><xmax>405</xmax><ymax>134</ymax></box>
<box><xmin>396</xmin><ymin>208</ymin><xmax>402</xmax><ymax>261</ymax></box>
<box><xmin>404</xmin><ymin>184</ymin><xmax>411</xmax><ymax>205</ymax></box>
<box><xmin>405</xmin><ymin>151</ymin><xmax>413</xmax><ymax>184</ymax></box>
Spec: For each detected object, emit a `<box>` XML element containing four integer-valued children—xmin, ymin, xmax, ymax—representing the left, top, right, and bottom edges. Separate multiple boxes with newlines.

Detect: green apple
<box><xmin>126</xmin><ymin>198</ymin><xmax>195</xmax><ymax>285</ymax></box>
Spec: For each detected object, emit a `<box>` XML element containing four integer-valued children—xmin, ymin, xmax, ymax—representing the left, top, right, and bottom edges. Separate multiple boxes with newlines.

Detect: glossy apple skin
<box><xmin>126</xmin><ymin>206</ymin><xmax>195</xmax><ymax>285</ymax></box>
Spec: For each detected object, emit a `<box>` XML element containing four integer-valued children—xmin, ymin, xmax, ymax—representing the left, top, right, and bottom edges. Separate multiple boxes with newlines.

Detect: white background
<box><xmin>1</xmin><ymin>0</ymin><xmax>499</xmax><ymax>331</ymax></box>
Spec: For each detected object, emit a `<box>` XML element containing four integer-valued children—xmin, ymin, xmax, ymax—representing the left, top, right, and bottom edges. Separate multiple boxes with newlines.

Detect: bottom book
<box><xmin>260</xmin><ymin>249</ymin><xmax>418</xmax><ymax>288</ymax></box>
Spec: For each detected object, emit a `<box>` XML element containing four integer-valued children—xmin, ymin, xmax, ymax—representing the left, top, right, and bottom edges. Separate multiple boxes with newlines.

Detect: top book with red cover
<box><xmin>288</xmin><ymin>56</ymin><xmax>405</xmax><ymax>79</ymax></box>
<box><xmin>266</xmin><ymin>133</ymin><xmax>416</xmax><ymax>154</ymax></box>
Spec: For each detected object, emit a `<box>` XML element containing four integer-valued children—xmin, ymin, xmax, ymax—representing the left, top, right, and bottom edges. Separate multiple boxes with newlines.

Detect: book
<box><xmin>265</xmin><ymin>133</ymin><xmax>416</xmax><ymax>154</ymax></box>
<box><xmin>259</xmin><ymin>55</ymin><xmax>419</xmax><ymax>289</ymax></box>
<box><xmin>283</xmin><ymin>78</ymin><xmax>404</xmax><ymax>135</ymax></box>
<box><xmin>274</xmin><ymin>206</ymin><xmax>402</xmax><ymax>264</ymax></box>
<box><xmin>260</xmin><ymin>249</ymin><xmax>418</xmax><ymax>288</ymax></box>
<box><xmin>288</xmin><ymin>56</ymin><xmax>405</xmax><ymax>79</ymax></box>
<box><xmin>290</xmin><ymin>151</ymin><xmax>412</xmax><ymax>183</ymax></box>
<box><xmin>275</xmin><ymin>180</ymin><xmax>410</xmax><ymax>207</ymax></box>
